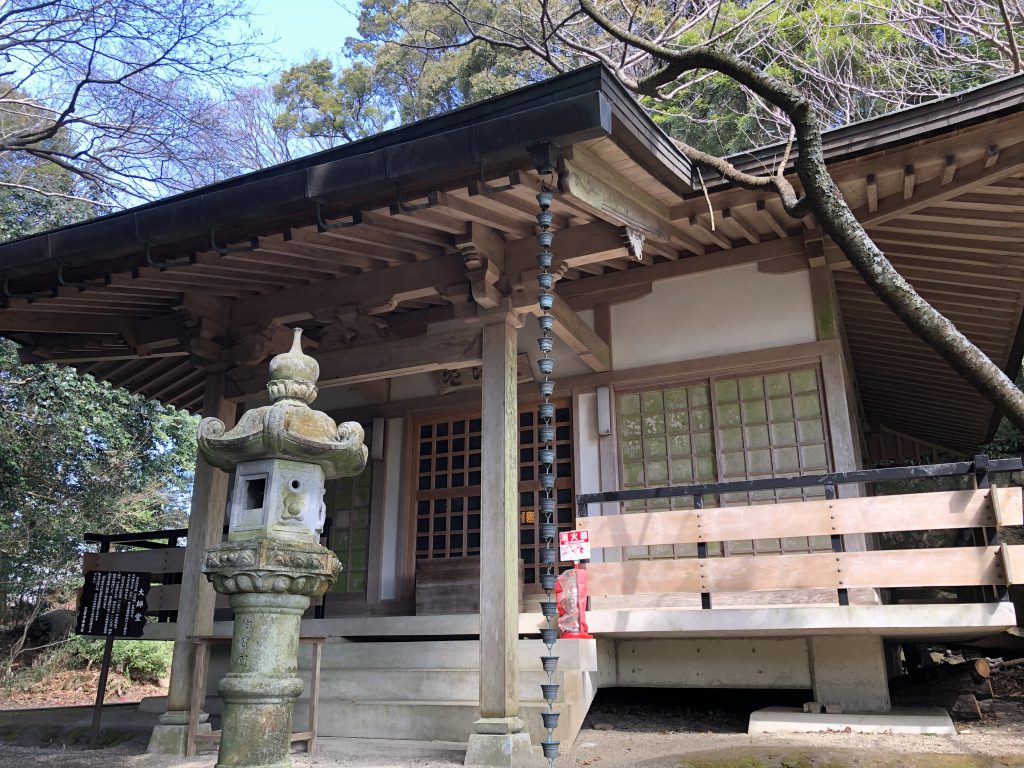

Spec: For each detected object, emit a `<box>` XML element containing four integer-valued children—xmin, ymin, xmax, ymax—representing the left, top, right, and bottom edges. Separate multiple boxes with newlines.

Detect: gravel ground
<box><xmin>5</xmin><ymin>671</ymin><xmax>1024</xmax><ymax>768</ymax></box>
<box><xmin>5</xmin><ymin>728</ymin><xmax>1024</xmax><ymax>768</ymax></box>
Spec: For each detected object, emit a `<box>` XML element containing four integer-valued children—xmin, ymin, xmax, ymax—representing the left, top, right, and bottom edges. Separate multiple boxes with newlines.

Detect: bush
<box><xmin>65</xmin><ymin>636</ymin><xmax>173</xmax><ymax>683</ymax></box>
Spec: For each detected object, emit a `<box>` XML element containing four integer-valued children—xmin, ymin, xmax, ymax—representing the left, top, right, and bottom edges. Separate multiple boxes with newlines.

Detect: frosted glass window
<box><xmin>618</xmin><ymin>366</ymin><xmax>834</xmax><ymax>561</ymax></box>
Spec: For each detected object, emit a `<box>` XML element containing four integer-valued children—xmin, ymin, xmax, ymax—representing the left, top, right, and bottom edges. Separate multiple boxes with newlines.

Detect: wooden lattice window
<box><xmin>618</xmin><ymin>366</ymin><xmax>834</xmax><ymax>560</ymax></box>
<box><xmin>327</xmin><ymin>458</ymin><xmax>372</xmax><ymax>594</ymax></box>
<box><xmin>412</xmin><ymin>402</ymin><xmax>574</xmax><ymax>587</ymax></box>
<box><xmin>518</xmin><ymin>404</ymin><xmax>575</xmax><ymax>586</ymax></box>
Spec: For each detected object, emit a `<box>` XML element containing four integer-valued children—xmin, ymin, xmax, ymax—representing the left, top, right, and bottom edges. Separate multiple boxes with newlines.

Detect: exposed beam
<box><xmin>467</xmin><ymin>177</ymin><xmax>571</xmax><ymax>230</ymax></box>
<box><xmin>687</xmin><ymin>214</ymin><xmax>732</xmax><ymax>250</ymax></box>
<box><xmin>227</xmin><ymin>327</ymin><xmax>483</xmax><ymax>398</ymax></box>
<box><xmin>277</xmin><ymin>230</ymin><xmax>398</xmax><ymax>269</ymax></box>
<box><xmin>564</xmin><ymin>282</ymin><xmax>652</xmax><ymax>312</ymax></box>
<box><xmin>758</xmin><ymin>254</ymin><xmax>809</xmax><ymax>274</ymax></box>
<box><xmin>756</xmin><ymin>199</ymin><xmax>789</xmax><ymax>239</ymax></box>
<box><xmin>432</xmin><ymin>190</ymin><xmax>534</xmax><ymax>238</ymax></box>
<box><xmin>0</xmin><ymin>311</ymin><xmax>127</xmax><ymax>335</ymax></box>
<box><xmin>942</xmin><ymin>155</ymin><xmax>957</xmax><ymax>185</ymax></box>
<box><xmin>561</xmin><ymin>145</ymin><xmax>685</xmax><ymax>247</ymax></box>
<box><xmin>505</xmin><ymin>221</ymin><xmax>629</xmax><ymax>281</ymax></box>
<box><xmin>869</xmin><ymin>218</ymin><xmax>1023</xmax><ymax>243</ymax></box>
<box><xmin>722</xmin><ymin>208</ymin><xmax>759</xmax><ymax>245</ymax></box>
<box><xmin>903</xmin><ymin>165</ymin><xmax>916</xmax><ymax>200</ymax></box>
<box><xmin>229</xmin><ymin>253</ymin><xmax>468</xmax><ymax>327</ymax></box>
<box><xmin>456</xmin><ymin>221</ymin><xmax>506</xmax><ymax>309</ymax></box>
<box><xmin>354</xmin><ymin>208</ymin><xmax>454</xmax><ymax>250</ymax></box>
<box><xmin>533</xmin><ymin>294</ymin><xmax>610</xmax><ymax>373</ymax></box>
<box><xmin>349</xmin><ymin>380</ymin><xmax>390</xmax><ymax>404</ymax></box>
<box><xmin>855</xmin><ymin>141</ymin><xmax>1024</xmax><ymax>226</ymax></box>
<box><xmin>556</xmin><ymin>234</ymin><xmax>805</xmax><ymax>301</ymax></box>
<box><xmin>29</xmin><ymin>348</ymin><xmax>187</xmax><ymax>364</ymax></box>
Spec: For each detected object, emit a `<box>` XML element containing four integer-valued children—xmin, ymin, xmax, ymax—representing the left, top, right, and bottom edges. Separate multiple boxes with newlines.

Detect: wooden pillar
<box><xmin>149</xmin><ymin>368</ymin><xmax>235</xmax><ymax>753</ymax></box>
<box><xmin>466</xmin><ymin>311</ymin><xmax>536</xmax><ymax>766</ymax></box>
<box><xmin>479</xmin><ymin>314</ymin><xmax>520</xmax><ymax>718</ymax></box>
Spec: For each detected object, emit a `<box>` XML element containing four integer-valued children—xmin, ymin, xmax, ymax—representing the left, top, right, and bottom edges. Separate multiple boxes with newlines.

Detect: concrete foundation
<box><xmin>748</xmin><ymin>707</ymin><xmax>954</xmax><ymax>735</ymax></box>
<box><xmin>146</xmin><ymin>714</ymin><xmax>211</xmax><ymax>754</ymax></box>
<box><xmin>808</xmin><ymin>635</ymin><xmax>891</xmax><ymax>712</ymax></box>
<box><xmin>615</xmin><ymin>638</ymin><xmax>812</xmax><ymax>689</ymax></box>
<box><xmin>464</xmin><ymin>732</ymin><xmax>545</xmax><ymax>768</ymax></box>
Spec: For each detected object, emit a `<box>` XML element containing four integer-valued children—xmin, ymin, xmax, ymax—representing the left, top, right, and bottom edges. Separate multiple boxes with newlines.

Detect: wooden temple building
<box><xmin>3</xmin><ymin>64</ymin><xmax>1024</xmax><ymax>752</ymax></box>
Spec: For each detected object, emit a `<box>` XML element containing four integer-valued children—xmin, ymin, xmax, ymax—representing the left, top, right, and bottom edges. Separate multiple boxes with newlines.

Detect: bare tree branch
<box><xmin>578</xmin><ymin>0</ymin><xmax>1024</xmax><ymax>432</ymax></box>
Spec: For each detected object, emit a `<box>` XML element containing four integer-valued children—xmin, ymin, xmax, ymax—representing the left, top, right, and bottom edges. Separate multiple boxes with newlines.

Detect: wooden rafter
<box><xmin>226</xmin><ymin>327</ymin><xmax>483</xmax><ymax>399</ymax></box>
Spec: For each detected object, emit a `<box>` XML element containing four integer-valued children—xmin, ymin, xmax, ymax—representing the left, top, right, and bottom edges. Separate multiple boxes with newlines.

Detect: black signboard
<box><xmin>77</xmin><ymin>570</ymin><xmax>150</xmax><ymax>638</ymax></box>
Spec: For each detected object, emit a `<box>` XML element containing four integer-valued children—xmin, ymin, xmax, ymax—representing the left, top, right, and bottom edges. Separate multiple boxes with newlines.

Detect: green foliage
<box><xmin>0</xmin><ymin>339</ymin><xmax>197</xmax><ymax>607</ymax></box>
<box><xmin>64</xmin><ymin>636</ymin><xmax>173</xmax><ymax>683</ymax></box>
<box><xmin>270</xmin><ymin>0</ymin><xmax>551</xmax><ymax>146</ymax></box>
<box><xmin>273</xmin><ymin>58</ymin><xmax>392</xmax><ymax>144</ymax></box>
<box><xmin>648</xmin><ymin>1</ymin><xmax>1008</xmax><ymax>155</ymax></box>
<box><xmin>981</xmin><ymin>417</ymin><xmax>1024</xmax><ymax>460</ymax></box>
<box><xmin>271</xmin><ymin>1</ymin><xmax>1022</xmax><ymax>159</ymax></box>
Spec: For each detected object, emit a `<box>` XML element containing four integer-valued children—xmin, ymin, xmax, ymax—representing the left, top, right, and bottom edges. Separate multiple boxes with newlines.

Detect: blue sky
<box><xmin>249</xmin><ymin>0</ymin><xmax>361</xmax><ymax>68</ymax></box>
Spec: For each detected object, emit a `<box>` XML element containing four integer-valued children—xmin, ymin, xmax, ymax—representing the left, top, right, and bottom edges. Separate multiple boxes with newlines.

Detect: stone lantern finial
<box><xmin>267</xmin><ymin>327</ymin><xmax>319</xmax><ymax>405</ymax></box>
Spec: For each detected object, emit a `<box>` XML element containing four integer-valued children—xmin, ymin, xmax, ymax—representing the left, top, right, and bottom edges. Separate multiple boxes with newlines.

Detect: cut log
<box><xmin>891</xmin><ymin>662</ymin><xmax>995</xmax><ymax>715</ymax></box>
<box><xmin>971</xmin><ymin>658</ymin><xmax>991</xmax><ymax>680</ymax></box>
<box><xmin>950</xmin><ymin>694</ymin><xmax>982</xmax><ymax>721</ymax></box>
<box><xmin>976</xmin><ymin>679</ymin><xmax>994</xmax><ymax>701</ymax></box>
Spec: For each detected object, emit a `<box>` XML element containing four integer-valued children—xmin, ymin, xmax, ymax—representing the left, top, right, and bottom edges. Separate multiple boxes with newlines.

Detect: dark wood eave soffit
<box><xmin>1</xmin><ymin>66</ymin><xmax>1024</xmax><ymax>451</ymax></box>
<box><xmin>0</xmin><ymin>64</ymin><xmax>693</xmax><ymax>286</ymax></box>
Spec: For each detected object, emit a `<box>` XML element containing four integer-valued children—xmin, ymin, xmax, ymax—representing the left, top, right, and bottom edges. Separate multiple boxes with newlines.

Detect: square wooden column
<box><xmin>466</xmin><ymin>311</ymin><xmax>539</xmax><ymax>767</ymax></box>
<box><xmin>148</xmin><ymin>368</ymin><xmax>235</xmax><ymax>754</ymax></box>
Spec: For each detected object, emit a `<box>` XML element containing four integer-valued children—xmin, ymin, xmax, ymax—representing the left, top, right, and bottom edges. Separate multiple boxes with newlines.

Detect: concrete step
<box><xmin>319</xmin><ymin>638</ymin><xmax>596</xmax><ymax>672</ymax></box>
<box><xmin>296</xmin><ymin>698</ymin><xmax>578</xmax><ymax>744</ymax></box>
<box><xmin>311</xmin><ymin>667</ymin><xmax>565</xmax><ymax>702</ymax></box>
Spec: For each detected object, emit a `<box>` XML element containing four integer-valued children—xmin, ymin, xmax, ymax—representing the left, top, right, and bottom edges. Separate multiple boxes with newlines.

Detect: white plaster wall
<box><xmin>378</xmin><ymin>417</ymin><xmax>404</xmax><ymax>601</ymax></box>
<box><xmin>611</xmin><ymin>263</ymin><xmax>816</xmax><ymax>370</ymax></box>
<box><xmin>575</xmin><ymin>392</ymin><xmax>601</xmax><ymax>497</ymax></box>
<box><xmin>390</xmin><ymin>373</ymin><xmax>440</xmax><ymax>401</ymax></box>
<box><xmin>518</xmin><ymin>318</ymin><xmax>593</xmax><ymax>380</ymax></box>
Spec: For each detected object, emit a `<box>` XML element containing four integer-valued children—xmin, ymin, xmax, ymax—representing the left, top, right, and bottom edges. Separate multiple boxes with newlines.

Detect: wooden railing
<box><xmin>575</xmin><ymin>454</ymin><xmax>1024</xmax><ymax>609</ymax></box>
<box><xmin>83</xmin><ymin>518</ymin><xmax>333</xmax><ymax>625</ymax></box>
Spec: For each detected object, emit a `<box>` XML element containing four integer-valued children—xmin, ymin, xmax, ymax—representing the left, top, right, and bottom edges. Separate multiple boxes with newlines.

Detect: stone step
<box><xmin>294</xmin><ymin>698</ymin><xmax>577</xmax><ymax>744</ymax></box>
<box><xmin>318</xmin><ymin>638</ymin><xmax>596</xmax><ymax>672</ymax></box>
<box><xmin>309</xmin><ymin>667</ymin><xmax>565</xmax><ymax>702</ymax></box>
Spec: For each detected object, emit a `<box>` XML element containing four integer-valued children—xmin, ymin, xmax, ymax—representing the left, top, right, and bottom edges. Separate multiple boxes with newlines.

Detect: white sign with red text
<box><xmin>559</xmin><ymin>530</ymin><xmax>591</xmax><ymax>561</ymax></box>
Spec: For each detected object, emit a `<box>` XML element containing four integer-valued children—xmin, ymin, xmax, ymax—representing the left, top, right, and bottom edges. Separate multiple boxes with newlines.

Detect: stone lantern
<box><xmin>198</xmin><ymin>328</ymin><xmax>367</xmax><ymax>768</ymax></box>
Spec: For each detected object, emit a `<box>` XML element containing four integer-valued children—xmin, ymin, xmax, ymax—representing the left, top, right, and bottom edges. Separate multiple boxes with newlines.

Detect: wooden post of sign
<box><xmin>89</xmin><ymin>634</ymin><xmax>115</xmax><ymax>749</ymax></box>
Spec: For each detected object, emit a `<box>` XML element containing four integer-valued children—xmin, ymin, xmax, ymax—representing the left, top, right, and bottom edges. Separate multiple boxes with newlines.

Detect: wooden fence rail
<box><xmin>577</xmin><ymin>485</ymin><xmax>1024</xmax><ymax>600</ymax></box>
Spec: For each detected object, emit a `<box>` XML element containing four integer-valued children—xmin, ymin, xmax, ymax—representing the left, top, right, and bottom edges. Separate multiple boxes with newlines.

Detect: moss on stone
<box><xmin>677</xmin><ymin>749</ymin><xmax>1021</xmax><ymax>768</ymax></box>
<box><xmin>37</xmin><ymin>725</ymin><xmax>62</xmax><ymax>746</ymax></box>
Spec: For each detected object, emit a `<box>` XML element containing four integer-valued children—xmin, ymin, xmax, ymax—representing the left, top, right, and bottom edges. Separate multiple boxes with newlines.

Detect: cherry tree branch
<box><xmin>579</xmin><ymin>0</ymin><xmax>1024</xmax><ymax>432</ymax></box>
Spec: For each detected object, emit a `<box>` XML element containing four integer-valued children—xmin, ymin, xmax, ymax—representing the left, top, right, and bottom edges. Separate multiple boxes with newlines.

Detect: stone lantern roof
<box><xmin>197</xmin><ymin>328</ymin><xmax>368</xmax><ymax>478</ymax></box>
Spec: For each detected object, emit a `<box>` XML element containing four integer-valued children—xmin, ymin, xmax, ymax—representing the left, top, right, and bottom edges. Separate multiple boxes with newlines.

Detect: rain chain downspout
<box><xmin>535</xmin><ymin>186</ymin><xmax>561</xmax><ymax>766</ymax></box>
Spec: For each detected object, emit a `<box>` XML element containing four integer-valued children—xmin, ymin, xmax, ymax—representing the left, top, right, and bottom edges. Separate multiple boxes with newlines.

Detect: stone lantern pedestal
<box><xmin>204</xmin><ymin>539</ymin><xmax>338</xmax><ymax>768</ymax></box>
<box><xmin>198</xmin><ymin>328</ymin><xmax>367</xmax><ymax>768</ymax></box>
